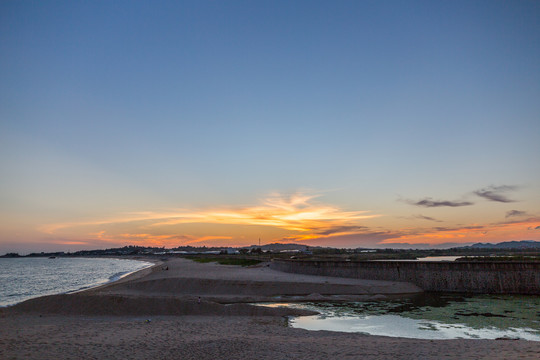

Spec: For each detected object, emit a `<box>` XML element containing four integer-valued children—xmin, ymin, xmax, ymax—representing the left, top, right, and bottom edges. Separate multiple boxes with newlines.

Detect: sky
<box><xmin>1</xmin><ymin>0</ymin><xmax>539</xmax><ymax>254</ymax></box>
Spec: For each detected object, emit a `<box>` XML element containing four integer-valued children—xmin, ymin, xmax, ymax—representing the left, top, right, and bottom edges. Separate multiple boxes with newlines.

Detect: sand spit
<box><xmin>7</xmin><ymin>293</ymin><xmax>315</xmax><ymax>317</ymax></box>
<box><xmin>7</xmin><ymin>257</ymin><xmax>421</xmax><ymax>316</ymax></box>
<box><xmin>89</xmin><ymin>258</ymin><xmax>423</xmax><ymax>300</ymax></box>
<box><xmin>3</xmin><ymin>257</ymin><xmax>539</xmax><ymax>359</ymax></box>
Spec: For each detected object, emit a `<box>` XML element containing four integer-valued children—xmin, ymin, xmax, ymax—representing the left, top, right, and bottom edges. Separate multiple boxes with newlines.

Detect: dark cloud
<box><xmin>414</xmin><ymin>214</ymin><xmax>443</xmax><ymax>222</ymax></box>
<box><xmin>406</xmin><ymin>198</ymin><xmax>473</xmax><ymax>208</ymax></box>
<box><xmin>280</xmin><ymin>231</ymin><xmax>400</xmax><ymax>248</ymax></box>
<box><xmin>462</xmin><ymin>225</ymin><xmax>485</xmax><ymax>230</ymax></box>
<box><xmin>433</xmin><ymin>225</ymin><xmax>485</xmax><ymax>232</ymax></box>
<box><xmin>498</xmin><ymin>216</ymin><xmax>540</xmax><ymax>226</ymax></box>
<box><xmin>536</xmin><ymin>226</ymin><xmax>540</xmax><ymax>230</ymax></box>
<box><xmin>474</xmin><ymin>185</ymin><xmax>518</xmax><ymax>203</ymax></box>
<box><xmin>316</xmin><ymin>225</ymin><xmax>367</xmax><ymax>236</ymax></box>
<box><xmin>505</xmin><ymin>210</ymin><xmax>527</xmax><ymax>218</ymax></box>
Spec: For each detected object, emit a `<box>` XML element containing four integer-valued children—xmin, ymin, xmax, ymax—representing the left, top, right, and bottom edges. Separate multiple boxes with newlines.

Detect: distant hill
<box><xmin>247</xmin><ymin>243</ymin><xmax>311</xmax><ymax>251</ymax></box>
<box><xmin>457</xmin><ymin>240</ymin><xmax>540</xmax><ymax>250</ymax></box>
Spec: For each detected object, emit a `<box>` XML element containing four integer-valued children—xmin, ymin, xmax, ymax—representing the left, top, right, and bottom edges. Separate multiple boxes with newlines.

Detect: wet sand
<box><xmin>1</xmin><ymin>257</ymin><xmax>539</xmax><ymax>359</ymax></box>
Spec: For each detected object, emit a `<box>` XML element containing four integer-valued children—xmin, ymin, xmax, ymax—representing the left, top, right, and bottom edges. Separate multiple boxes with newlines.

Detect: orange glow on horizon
<box><xmin>33</xmin><ymin>192</ymin><xmax>540</xmax><ymax>249</ymax></box>
<box><xmin>39</xmin><ymin>192</ymin><xmax>380</xmax><ymax>244</ymax></box>
<box><xmin>382</xmin><ymin>218</ymin><xmax>540</xmax><ymax>245</ymax></box>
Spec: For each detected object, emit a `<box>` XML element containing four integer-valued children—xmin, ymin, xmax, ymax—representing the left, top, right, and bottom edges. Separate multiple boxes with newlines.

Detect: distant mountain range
<box><xmin>248</xmin><ymin>243</ymin><xmax>311</xmax><ymax>251</ymax></box>
<box><xmin>254</xmin><ymin>241</ymin><xmax>540</xmax><ymax>251</ymax></box>
<box><xmin>456</xmin><ymin>240</ymin><xmax>540</xmax><ymax>249</ymax></box>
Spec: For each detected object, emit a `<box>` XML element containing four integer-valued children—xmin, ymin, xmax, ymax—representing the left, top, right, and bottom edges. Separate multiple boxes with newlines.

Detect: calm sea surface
<box><xmin>0</xmin><ymin>257</ymin><xmax>153</xmax><ymax>306</ymax></box>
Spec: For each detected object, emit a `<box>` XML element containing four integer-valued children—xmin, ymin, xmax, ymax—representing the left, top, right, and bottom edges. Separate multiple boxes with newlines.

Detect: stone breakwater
<box><xmin>270</xmin><ymin>260</ymin><xmax>540</xmax><ymax>294</ymax></box>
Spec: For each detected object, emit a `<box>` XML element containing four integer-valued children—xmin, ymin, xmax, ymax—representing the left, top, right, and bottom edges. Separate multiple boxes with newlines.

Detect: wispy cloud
<box><xmin>39</xmin><ymin>211</ymin><xmax>186</xmax><ymax>234</ymax></box>
<box><xmin>49</xmin><ymin>241</ymin><xmax>90</xmax><ymax>245</ymax></box>
<box><xmin>413</xmin><ymin>214</ymin><xmax>443</xmax><ymax>222</ymax></box>
<box><xmin>315</xmin><ymin>225</ymin><xmax>368</xmax><ymax>236</ymax></box>
<box><xmin>498</xmin><ymin>216</ymin><xmax>540</xmax><ymax>225</ymax></box>
<box><xmin>402</xmin><ymin>184</ymin><xmax>520</xmax><ymax>209</ymax></box>
<box><xmin>432</xmin><ymin>225</ymin><xmax>486</xmax><ymax>232</ymax></box>
<box><xmin>279</xmin><ymin>231</ymin><xmax>399</xmax><ymax>247</ymax></box>
<box><xmin>39</xmin><ymin>192</ymin><xmax>380</xmax><ymax>244</ymax></box>
<box><xmin>381</xmin><ymin>217</ymin><xmax>540</xmax><ymax>245</ymax></box>
<box><xmin>148</xmin><ymin>192</ymin><xmax>379</xmax><ymax>232</ymax></box>
<box><xmin>474</xmin><ymin>185</ymin><xmax>518</xmax><ymax>203</ymax></box>
<box><xmin>505</xmin><ymin>210</ymin><xmax>528</xmax><ymax>218</ymax></box>
<box><xmin>404</xmin><ymin>198</ymin><xmax>473</xmax><ymax>208</ymax></box>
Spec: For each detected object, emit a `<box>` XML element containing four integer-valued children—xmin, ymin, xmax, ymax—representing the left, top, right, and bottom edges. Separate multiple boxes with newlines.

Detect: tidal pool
<box><xmin>262</xmin><ymin>294</ymin><xmax>540</xmax><ymax>341</ymax></box>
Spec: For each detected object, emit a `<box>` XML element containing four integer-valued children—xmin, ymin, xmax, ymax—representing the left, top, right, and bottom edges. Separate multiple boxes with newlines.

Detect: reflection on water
<box><xmin>374</xmin><ymin>256</ymin><xmax>461</xmax><ymax>262</ymax></box>
<box><xmin>416</xmin><ymin>256</ymin><xmax>461</xmax><ymax>261</ymax></box>
<box><xmin>263</xmin><ymin>294</ymin><xmax>540</xmax><ymax>341</ymax></box>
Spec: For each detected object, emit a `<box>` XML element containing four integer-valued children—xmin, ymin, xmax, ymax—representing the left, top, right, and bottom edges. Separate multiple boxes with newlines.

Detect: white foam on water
<box><xmin>0</xmin><ymin>257</ymin><xmax>152</xmax><ymax>306</ymax></box>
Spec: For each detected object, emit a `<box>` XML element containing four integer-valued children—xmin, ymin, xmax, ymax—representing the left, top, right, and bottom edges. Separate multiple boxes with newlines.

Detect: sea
<box><xmin>0</xmin><ymin>257</ymin><xmax>153</xmax><ymax>307</ymax></box>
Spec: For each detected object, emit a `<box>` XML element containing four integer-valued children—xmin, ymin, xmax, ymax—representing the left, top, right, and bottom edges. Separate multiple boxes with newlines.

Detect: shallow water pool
<box><xmin>262</xmin><ymin>294</ymin><xmax>540</xmax><ymax>341</ymax></box>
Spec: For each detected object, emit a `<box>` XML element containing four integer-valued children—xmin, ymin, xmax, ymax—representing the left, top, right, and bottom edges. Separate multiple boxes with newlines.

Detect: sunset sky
<box><xmin>1</xmin><ymin>1</ymin><xmax>539</xmax><ymax>254</ymax></box>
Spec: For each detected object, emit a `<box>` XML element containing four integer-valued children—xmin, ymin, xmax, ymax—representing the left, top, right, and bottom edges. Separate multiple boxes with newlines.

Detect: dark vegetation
<box><xmin>456</xmin><ymin>255</ymin><xmax>540</xmax><ymax>262</ymax></box>
<box><xmin>2</xmin><ymin>241</ymin><xmax>539</xmax><ymax>262</ymax></box>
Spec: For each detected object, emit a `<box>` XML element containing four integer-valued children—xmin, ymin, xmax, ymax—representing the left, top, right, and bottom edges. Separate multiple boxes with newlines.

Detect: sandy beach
<box><xmin>2</xmin><ymin>257</ymin><xmax>539</xmax><ymax>359</ymax></box>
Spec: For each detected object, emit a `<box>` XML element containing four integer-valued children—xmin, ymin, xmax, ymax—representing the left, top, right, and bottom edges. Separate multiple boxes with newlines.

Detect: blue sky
<box><xmin>1</xmin><ymin>0</ymin><xmax>539</xmax><ymax>253</ymax></box>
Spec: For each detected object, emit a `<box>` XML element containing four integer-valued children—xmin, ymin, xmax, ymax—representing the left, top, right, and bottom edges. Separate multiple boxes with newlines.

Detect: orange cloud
<box><xmin>38</xmin><ymin>211</ymin><xmax>185</xmax><ymax>234</ymax></box>
<box><xmin>40</xmin><ymin>192</ymin><xmax>379</xmax><ymax>240</ymax></box>
<box><xmin>381</xmin><ymin>218</ymin><xmax>540</xmax><ymax>245</ymax></box>
<box><xmin>114</xmin><ymin>234</ymin><xmax>179</xmax><ymax>247</ymax></box>
<box><xmin>50</xmin><ymin>241</ymin><xmax>90</xmax><ymax>245</ymax></box>
<box><xmin>38</xmin><ymin>191</ymin><xmax>537</xmax><ymax>249</ymax></box>
<box><xmin>151</xmin><ymin>192</ymin><xmax>378</xmax><ymax>232</ymax></box>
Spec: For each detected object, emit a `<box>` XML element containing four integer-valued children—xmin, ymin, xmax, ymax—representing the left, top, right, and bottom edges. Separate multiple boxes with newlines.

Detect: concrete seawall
<box><xmin>270</xmin><ymin>260</ymin><xmax>540</xmax><ymax>294</ymax></box>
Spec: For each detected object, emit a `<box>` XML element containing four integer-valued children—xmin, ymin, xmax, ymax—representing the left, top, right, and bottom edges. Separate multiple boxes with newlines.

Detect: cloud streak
<box><xmin>505</xmin><ymin>210</ymin><xmax>528</xmax><ymax>218</ymax></box>
<box><xmin>403</xmin><ymin>184</ymin><xmax>520</xmax><ymax>210</ymax></box>
<box><xmin>405</xmin><ymin>198</ymin><xmax>473</xmax><ymax>208</ymax></box>
<box><xmin>414</xmin><ymin>215</ymin><xmax>443</xmax><ymax>222</ymax></box>
<box><xmin>315</xmin><ymin>225</ymin><xmax>368</xmax><ymax>236</ymax></box>
<box><xmin>381</xmin><ymin>217</ymin><xmax>540</xmax><ymax>245</ymax></box>
<box><xmin>148</xmin><ymin>192</ymin><xmax>379</xmax><ymax>232</ymax></box>
<box><xmin>474</xmin><ymin>185</ymin><xmax>518</xmax><ymax>203</ymax></box>
<box><xmin>40</xmin><ymin>192</ymin><xmax>380</xmax><ymax>244</ymax></box>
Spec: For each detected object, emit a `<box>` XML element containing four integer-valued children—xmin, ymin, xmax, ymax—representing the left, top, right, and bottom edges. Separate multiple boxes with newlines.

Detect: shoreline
<box><xmin>2</xmin><ymin>256</ymin><xmax>539</xmax><ymax>359</ymax></box>
<box><xmin>0</xmin><ymin>256</ymin><xmax>157</xmax><ymax>307</ymax></box>
<box><xmin>69</xmin><ymin>256</ymin><xmax>159</xmax><ymax>294</ymax></box>
<box><xmin>3</xmin><ymin>256</ymin><xmax>424</xmax><ymax>317</ymax></box>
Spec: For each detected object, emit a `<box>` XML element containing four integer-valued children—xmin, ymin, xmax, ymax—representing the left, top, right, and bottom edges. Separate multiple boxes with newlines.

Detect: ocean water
<box><xmin>0</xmin><ymin>257</ymin><xmax>153</xmax><ymax>306</ymax></box>
<box><xmin>262</xmin><ymin>293</ymin><xmax>540</xmax><ymax>341</ymax></box>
